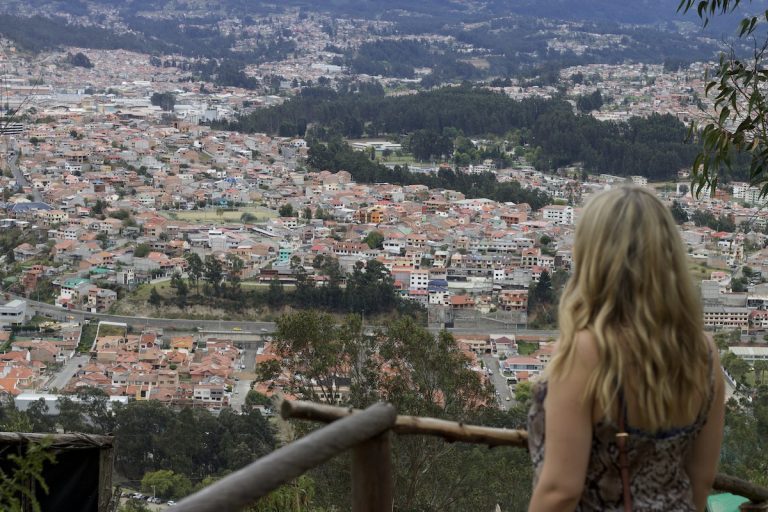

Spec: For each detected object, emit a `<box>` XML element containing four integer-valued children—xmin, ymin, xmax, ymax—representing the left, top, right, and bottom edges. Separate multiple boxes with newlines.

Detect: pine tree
<box><xmin>148</xmin><ymin>287</ymin><xmax>162</xmax><ymax>306</ymax></box>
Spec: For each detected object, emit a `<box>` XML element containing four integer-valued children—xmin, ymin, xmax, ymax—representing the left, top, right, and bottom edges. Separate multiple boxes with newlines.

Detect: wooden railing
<box><xmin>169</xmin><ymin>400</ymin><xmax>768</xmax><ymax>512</ymax></box>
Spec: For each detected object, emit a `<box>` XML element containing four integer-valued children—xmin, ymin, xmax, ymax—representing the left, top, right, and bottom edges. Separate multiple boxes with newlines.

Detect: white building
<box><xmin>732</xmin><ymin>182</ymin><xmax>763</xmax><ymax>204</ymax></box>
<box><xmin>729</xmin><ymin>346</ymin><xmax>768</xmax><ymax>362</ymax></box>
<box><xmin>0</xmin><ymin>299</ymin><xmax>27</xmax><ymax>327</ymax></box>
<box><xmin>207</xmin><ymin>229</ymin><xmax>227</xmax><ymax>251</ymax></box>
<box><xmin>410</xmin><ymin>269</ymin><xmax>430</xmax><ymax>291</ymax></box>
<box><xmin>702</xmin><ymin>306</ymin><xmax>750</xmax><ymax>330</ymax></box>
<box><xmin>541</xmin><ymin>205</ymin><xmax>575</xmax><ymax>225</ymax></box>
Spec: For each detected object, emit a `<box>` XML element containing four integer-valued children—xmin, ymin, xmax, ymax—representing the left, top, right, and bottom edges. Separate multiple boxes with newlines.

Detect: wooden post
<box><xmin>171</xmin><ymin>403</ymin><xmax>396</xmax><ymax>512</ymax></box>
<box><xmin>352</xmin><ymin>431</ymin><xmax>393</xmax><ymax>512</ymax></box>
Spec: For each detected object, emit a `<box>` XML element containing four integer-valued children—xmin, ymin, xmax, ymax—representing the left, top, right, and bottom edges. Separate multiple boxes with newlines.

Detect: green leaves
<box><xmin>0</xmin><ymin>439</ymin><xmax>57</xmax><ymax>512</ymax></box>
<box><xmin>738</xmin><ymin>15</ymin><xmax>759</xmax><ymax>36</ymax></box>
<box><xmin>678</xmin><ymin>0</ymin><xmax>742</xmax><ymax>21</ymax></box>
<box><xmin>683</xmin><ymin>1</ymin><xmax>768</xmax><ymax>200</ymax></box>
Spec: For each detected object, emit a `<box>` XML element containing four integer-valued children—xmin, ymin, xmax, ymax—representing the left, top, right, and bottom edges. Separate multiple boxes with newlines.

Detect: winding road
<box><xmin>7</xmin><ymin>153</ymin><xmax>43</xmax><ymax>203</ymax></box>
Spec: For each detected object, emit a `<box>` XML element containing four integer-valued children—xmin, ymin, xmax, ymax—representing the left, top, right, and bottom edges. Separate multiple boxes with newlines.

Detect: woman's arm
<box><xmin>685</xmin><ymin>345</ymin><xmax>726</xmax><ymax>512</ymax></box>
<box><xmin>528</xmin><ymin>331</ymin><xmax>598</xmax><ymax>512</ymax></box>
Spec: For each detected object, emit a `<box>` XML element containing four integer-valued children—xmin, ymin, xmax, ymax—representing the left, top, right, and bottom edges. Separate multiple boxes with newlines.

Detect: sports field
<box><xmin>159</xmin><ymin>206</ymin><xmax>276</xmax><ymax>224</ymax></box>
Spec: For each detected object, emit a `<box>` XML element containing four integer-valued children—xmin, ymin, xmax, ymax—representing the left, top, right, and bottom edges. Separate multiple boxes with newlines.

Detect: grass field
<box><xmin>130</xmin><ymin>280</ymin><xmax>295</xmax><ymax>301</ymax></box>
<box><xmin>688</xmin><ymin>260</ymin><xmax>716</xmax><ymax>282</ymax></box>
<box><xmin>115</xmin><ymin>280</ymin><xmax>297</xmax><ymax>317</ymax></box>
<box><xmin>377</xmin><ymin>154</ymin><xmax>445</xmax><ymax>167</ymax></box>
<box><xmin>517</xmin><ymin>341</ymin><xmax>540</xmax><ymax>356</ymax></box>
<box><xmin>159</xmin><ymin>206</ymin><xmax>276</xmax><ymax>224</ymax></box>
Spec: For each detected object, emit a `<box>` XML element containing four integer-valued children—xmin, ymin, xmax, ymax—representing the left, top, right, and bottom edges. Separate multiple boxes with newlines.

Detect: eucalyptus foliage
<box><xmin>680</xmin><ymin>0</ymin><xmax>768</xmax><ymax>198</ymax></box>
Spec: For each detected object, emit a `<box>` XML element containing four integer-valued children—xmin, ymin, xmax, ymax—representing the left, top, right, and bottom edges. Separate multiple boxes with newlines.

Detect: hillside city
<box><xmin>0</xmin><ymin>2</ymin><xmax>764</xmax><ymax>510</ymax></box>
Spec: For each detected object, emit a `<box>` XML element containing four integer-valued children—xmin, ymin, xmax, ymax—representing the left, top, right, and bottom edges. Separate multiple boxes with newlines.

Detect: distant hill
<box><xmin>6</xmin><ymin>0</ymin><xmax>757</xmax><ymax>23</ymax></box>
<box><xmin>490</xmin><ymin>0</ymin><xmax>768</xmax><ymax>29</ymax></box>
<box><xmin>490</xmin><ymin>0</ymin><xmax>689</xmax><ymax>24</ymax></box>
<box><xmin>0</xmin><ymin>0</ymin><xmax>756</xmax><ymax>83</ymax></box>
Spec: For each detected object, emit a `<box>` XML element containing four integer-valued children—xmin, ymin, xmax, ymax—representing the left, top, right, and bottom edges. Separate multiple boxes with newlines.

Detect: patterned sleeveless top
<box><xmin>527</xmin><ymin>352</ymin><xmax>715</xmax><ymax>511</ymax></box>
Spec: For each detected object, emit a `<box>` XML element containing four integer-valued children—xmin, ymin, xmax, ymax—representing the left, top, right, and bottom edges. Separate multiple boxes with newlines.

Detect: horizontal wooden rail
<box><xmin>0</xmin><ymin>432</ymin><xmax>113</xmax><ymax>449</ymax></box>
<box><xmin>281</xmin><ymin>400</ymin><xmax>528</xmax><ymax>448</ymax></box>
<box><xmin>714</xmin><ymin>473</ymin><xmax>768</xmax><ymax>505</ymax></box>
<box><xmin>281</xmin><ymin>400</ymin><xmax>768</xmax><ymax>505</ymax></box>
<box><xmin>170</xmin><ymin>402</ymin><xmax>397</xmax><ymax>512</ymax></box>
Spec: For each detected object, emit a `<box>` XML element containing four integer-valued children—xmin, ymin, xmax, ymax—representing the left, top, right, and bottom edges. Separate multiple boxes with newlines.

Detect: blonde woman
<box><xmin>527</xmin><ymin>187</ymin><xmax>725</xmax><ymax>512</ymax></box>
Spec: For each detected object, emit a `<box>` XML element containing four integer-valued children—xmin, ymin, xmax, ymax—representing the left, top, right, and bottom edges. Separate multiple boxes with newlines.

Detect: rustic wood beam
<box><xmin>281</xmin><ymin>400</ymin><xmax>768</xmax><ymax>505</ymax></box>
<box><xmin>715</xmin><ymin>473</ymin><xmax>768</xmax><ymax>505</ymax></box>
<box><xmin>281</xmin><ymin>399</ymin><xmax>528</xmax><ymax>448</ymax></box>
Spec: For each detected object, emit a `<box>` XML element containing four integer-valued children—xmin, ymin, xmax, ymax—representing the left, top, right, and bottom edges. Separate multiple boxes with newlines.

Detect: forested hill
<box><xmin>216</xmin><ymin>86</ymin><xmax>699</xmax><ymax>181</ymax></box>
<box><xmin>221</xmin><ymin>86</ymin><xmax>553</xmax><ymax>139</ymax></box>
<box><xmin>0</xmin><ymin>0</ymin><xmax>735</xmax><ymax>83</ymax></box>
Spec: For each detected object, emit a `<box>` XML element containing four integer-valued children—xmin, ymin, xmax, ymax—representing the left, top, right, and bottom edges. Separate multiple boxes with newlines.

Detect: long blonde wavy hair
<box><xmin>547</xmin><ymin>186</ymin><xmax>710</xmax><ymax>431</ymax></box>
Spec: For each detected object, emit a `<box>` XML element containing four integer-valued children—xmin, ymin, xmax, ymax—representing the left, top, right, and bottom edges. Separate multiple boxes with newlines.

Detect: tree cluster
<box><xmin>691</xmin><ymin>209</ymin><xmax>736</xmax><ymax>232</ymax></box>
<box><xmin>68</xmin><ymin>52</ymin><xmax>93</xmax><ymax>69</ymax></box>
<box><xmin>152</xmin><ymin>254</ymin><xmax>420</xmax><ymax>318</ymax></box>
<box><xmin>0</xmin><ymin>390</ymin><xmax>275</xmax><ymax>490</ymax></box>
<box><xmin>150</xmin><ymin>92</ymin><xmax>176</xmax><ymax>112</ymax></box>
<box><xmin>670</xmin><ymin>200</ymin><xmax>689</xmax><ymax>224</ymax></box>
<box><xmin>272</xmin><ymin>312</ymin><xmax>534</xmax><ymax>511</ymax></box>
<box><xmin>219</xmin><ymin>86</ymin><xmax>708</xmax><ymax>181</ymax></box>
<box><xmin>307</xmin><ymin>138</ymin><xmax>552</xmax><ymax>210</ymax></box>
<box><xmin>576</xmin><ymin>90</ymin><xmax>603</xmax><ymax>113</ymax></box>
<box><xmin>719</xmin><ymin>387</ymin><xmax>768</xmax><ymax>488</ymax></box>
<box><xmin>408</xmin><ymin>129</ymin><xmax>454</xmax><ymax>161</ymax></box>
<box><xmin>274</xmin><ymin>257</ymin><xmax>416</xmax><ymax>317</ymax></box>
<box><xmin>530</xmin><ymin>110</ymin><xmax>699</xmax><ymax>178</ymax></box>
<box><xmin>217</xmin><ymin>86</ymin><xmax>557</xmax><ymax>140</ymax></box>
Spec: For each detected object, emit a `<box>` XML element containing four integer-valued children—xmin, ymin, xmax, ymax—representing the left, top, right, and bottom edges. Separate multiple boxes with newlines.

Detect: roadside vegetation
<box><xmin>115</xmin><ymin>254</ymin><xmax>425</xmax><ymax>323</ymax></box>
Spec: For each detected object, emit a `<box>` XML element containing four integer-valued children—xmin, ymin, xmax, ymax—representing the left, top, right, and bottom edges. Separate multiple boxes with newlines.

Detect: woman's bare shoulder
<box><xmin>550</xmin><ymin>329</ymin><xmax>600</xmax><ymax>376</ymax></box>
<box><xmin>571</xmin><ymin>329</ymin><xmax>600</xmax><ymax>366</ymax></box>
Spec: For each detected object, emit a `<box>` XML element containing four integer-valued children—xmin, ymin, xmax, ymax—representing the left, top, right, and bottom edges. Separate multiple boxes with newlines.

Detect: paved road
<box><xmin>450</xmin><ymin>327</ymin><xmax>559</xmax><ymax>337</ymax></box>
<box><xmin>46</xmin><ymin>354</ymin><xmax>89</xmax><ymax>391</ymax></box>
<box><xmin>482</xmin><ymin>355</ymin><xmax>514</xmax><ymax>410</ymax></box>
<box><xmin>229</xmin><ymin>378</ymin><xmax>253</xmax><ymax>412</ymax></box>
<box><xmin>7</xmin><ymin>153</ymin><xmax>42</xmax><ymax>202</ymax></box>
<box><xmin>241</xmin><ymin>347</ymin><xmax>260</xmax><ymax>372</ymax></box>
<box><xmin>20</xmin><ymin>296</ymin><xmax>278</xmax><ymax>332</ymax></box>
<box><xmin>12</xmin><ymin>294</ymin><xmax>560</xmax><ymax>337</ymax></box>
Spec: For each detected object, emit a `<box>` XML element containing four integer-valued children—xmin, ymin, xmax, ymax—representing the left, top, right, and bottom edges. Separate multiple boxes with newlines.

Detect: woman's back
<box><xmin>526</xmin><ymin>188</ymin><xmax>725</xmax><ymax>512</ymax></box>
<box><xmin>528</xmin><ymin>353</ymin><xmax>717</xmax><ymax>511</ymax></box>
